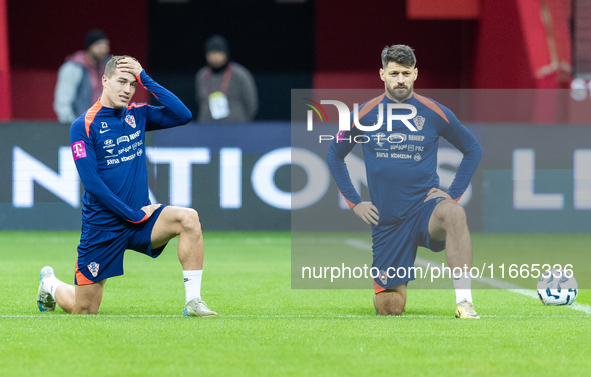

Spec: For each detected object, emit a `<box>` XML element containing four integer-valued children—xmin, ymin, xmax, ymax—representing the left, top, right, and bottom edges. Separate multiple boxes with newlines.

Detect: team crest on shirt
<box><xmin>88</xmin><ymin>262</ymin><xmax>100</xmax><ymax>277</ymax></box>
<box><xmin>379</xmin><ymin>270</ymin><xmax>388</xmax><ymax>285</ymax></box>
<box><xmin>125</xmin><ymin>115</ymin><xmax>136</xmax><ymax>128</ymax></box>
<box><xmin>413</xmin><ymin>116</ymin><xmax>425</xmax><ymax>131</ymax></box>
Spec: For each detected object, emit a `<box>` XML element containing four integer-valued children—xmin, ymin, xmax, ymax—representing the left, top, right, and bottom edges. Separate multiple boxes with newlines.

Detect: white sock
<box><xmin>43</xmin><ymin>275</ymin><xmax>64</xmax><ymax>300</ymax></box>
<box><xmin>453</xmin><ymin>273</ymin><xmax>473</xmax><ymax>304</ymax></box>
<box><xmin>183</xmin><ymin>270</ymin><xmax>203</xmax><ymax>304</ymax></box>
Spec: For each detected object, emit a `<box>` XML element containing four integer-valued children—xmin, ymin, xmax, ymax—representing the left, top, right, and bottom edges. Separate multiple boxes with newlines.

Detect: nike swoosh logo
<box><xmin>100</xmin><ymin>129</ymin><xmax>109</xmax><ymax>134</ymax></box>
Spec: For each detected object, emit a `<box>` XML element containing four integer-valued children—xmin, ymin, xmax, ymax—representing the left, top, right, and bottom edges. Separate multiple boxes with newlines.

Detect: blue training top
<box><xmin>70</xmin><ymin>70</ymin><xmax>192</xmax><ymax>231</ymax></box>
<box><xmin>326</xmin><ymin>92</ymin><xmax>482</xmax><ymax>227</ymax></box>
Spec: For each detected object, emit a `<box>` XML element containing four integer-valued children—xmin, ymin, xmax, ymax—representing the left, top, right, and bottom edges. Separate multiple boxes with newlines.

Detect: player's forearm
<box><xmin>77</xmin><ymin>165</ymin><xmax>147</xmax><ymax>223</ymax></box>
<box><xmin>85</xmin><ymin>181</ymin><xmax>147</xmax><ymax>223</ymax></box>
<box><xmin>326</xmin><ymin>148</ymin><xmax>363</xmax><ymax>207</ymax></box>
<box><xmin>136</xmin><ymin>70</ymin><xmax>192</xmax><ymax>125</ymax></box>
<box><xmin>447</xmin><ymin>142</ymin><xmax>483</xmax><ymax>199</ymax></box>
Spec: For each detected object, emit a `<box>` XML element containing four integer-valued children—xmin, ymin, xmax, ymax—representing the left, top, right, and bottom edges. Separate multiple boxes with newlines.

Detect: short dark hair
<box><xmin>381</xmin><ymin>45</ymin><xmax>416</xmax><ymax>68</ymax></box>
<box><xmin>104</xmin><ymin>55</ymin><xmax>137</xmax><ymax>78</ymax></box>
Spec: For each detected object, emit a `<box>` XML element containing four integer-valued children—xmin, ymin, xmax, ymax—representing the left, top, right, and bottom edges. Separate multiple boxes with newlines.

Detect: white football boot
<box><xmin>37</xmin><ymin>266</ymin><xmax>56</xmax><ymax>312</ymax></box>
<box><xmin>183</xmin><ymin>298</ymin><xmax>218</xmax><ymax>317</ymax></box>
<box><xmin>455</xmin><ymin>299</ymin><xmax>480</xmax><ymax>319</ymax></box>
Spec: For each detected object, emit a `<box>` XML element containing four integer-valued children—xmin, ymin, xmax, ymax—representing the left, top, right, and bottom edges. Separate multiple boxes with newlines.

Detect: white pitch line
<box><xmin>345</xmin><ymin>239</ymin><xmax>591</xmax><ymax>316</ymax></box>
<box><xmin>2</xmin><ymin>313</ymin><xmax>580</xmax><ymax>319</ymax></box>
<box><xmin>0</xmin><ymin>314</ymin><xmax>450</xmax><ymax>319</ymax></box>
<box><xmin>345</xmin><ymin>239</ymin><xmax>374</xmax><ymax>250</ymax></box>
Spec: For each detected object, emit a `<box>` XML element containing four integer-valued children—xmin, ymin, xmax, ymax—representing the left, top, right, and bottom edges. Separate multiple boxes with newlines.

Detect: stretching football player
<box><xmin>37</xmin><ymin>56</ymin><xmax>217</xmax><ymax>317</ymax></box>
<box><xmin>327</xmin><ymin>45</ymin><xmax>482</xmax><ymax>318</ymax></box>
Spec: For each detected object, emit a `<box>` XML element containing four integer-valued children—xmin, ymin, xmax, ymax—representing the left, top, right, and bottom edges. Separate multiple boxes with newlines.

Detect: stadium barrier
<box><xmin>1</xmin><ymin>121</ymin><xmax>591</xmax><ymax>232</ymax></box>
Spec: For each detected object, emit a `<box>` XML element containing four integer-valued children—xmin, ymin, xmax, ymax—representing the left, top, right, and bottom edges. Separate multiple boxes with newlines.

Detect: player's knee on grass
<box><xmin>73</xmin><ymin>298</ymin><xmax>100</xmax><ymax>315</ymax></box>
<box><xmin>374</xmin><ymin>289</ymin><xmax>407</xmax><ymax>316</ymax></box>
<box><xmin>73</xmin><ymin>281</ymin><xmax>104</xmax><ymax>315</ymax></box>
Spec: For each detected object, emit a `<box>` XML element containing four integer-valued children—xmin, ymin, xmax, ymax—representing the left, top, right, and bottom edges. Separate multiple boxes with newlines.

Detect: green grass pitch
<box><xmin>0</xmin><ymin>231</ymin><xmax>590</xmax><ymax>376</ymax></box>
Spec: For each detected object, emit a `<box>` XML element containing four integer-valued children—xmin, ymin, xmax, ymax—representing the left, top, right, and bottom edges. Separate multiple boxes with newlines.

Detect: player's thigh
<box><xmin>74</xmin><ymin>279</ymin><xmax>106</xmax><ymax>314</ymax></box>
<box><xmin>427</xmin><ymin>199</ymin><xmax>465</xmax><ymax>241</ymax></box>
<box><xmin>151</xmin><ymin>206</ymin><xmax>199</xmax><ymax>248</ymax></box>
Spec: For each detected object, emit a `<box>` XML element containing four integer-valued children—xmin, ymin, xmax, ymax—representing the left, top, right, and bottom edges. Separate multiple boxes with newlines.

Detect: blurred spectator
<box><xmin>53</xmin><ymin>30</ymin><xmax>110</xmax><ymax>124</ymax></box>
<box><xmin>195</xmin><ymin>35</ymin><xmax>258</xmax><ymax>122</ymax></box>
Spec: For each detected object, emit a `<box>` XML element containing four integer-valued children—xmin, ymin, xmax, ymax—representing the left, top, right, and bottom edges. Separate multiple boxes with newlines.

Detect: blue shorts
<box><xmin>75</xmin><ymin>205</ymin><xmax>168</xmax><ymax>285</ymax></box>
<box><xmin>372</xmin><ymin>198</ymin><xmax>446</xmax><ymax>292</ymax></box>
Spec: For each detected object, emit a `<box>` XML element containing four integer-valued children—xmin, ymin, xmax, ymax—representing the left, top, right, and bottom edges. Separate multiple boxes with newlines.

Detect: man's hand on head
<box><xmin>117</xmin><ymin>58</ymin><xmax>143</xmax><ymax>77</ymax></box>
<box><xmin>353</xmin><ymin>201</ymin><xmax>379</xmax><ymax>226</ymax></box>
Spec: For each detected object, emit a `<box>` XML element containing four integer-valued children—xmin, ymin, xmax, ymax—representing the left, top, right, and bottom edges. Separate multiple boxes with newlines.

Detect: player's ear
<box><xmin>414</xmin><ymin>67</ymin><xmax>418</xmax><ymax>81</ymax></box>
<box><xmin>102</xmin><ymin>75</ymin><xmax>108</xmax><ymax>88</ymax></box>
<box><xmin>379</xmin><ymin>68</ymin><xmax>385</xmax><ymax>82</ymax></box>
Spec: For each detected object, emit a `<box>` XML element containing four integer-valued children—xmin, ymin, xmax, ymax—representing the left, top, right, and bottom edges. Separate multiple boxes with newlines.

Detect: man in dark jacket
<box><xmin>53</xmin><ymin>30</ymin><xmax>110</xmax><ymax>124</ymax></box>
<box><xmin>195</xmin><ymin>35</ymin><xmax>258</xmax><ymax>123</ymax></box>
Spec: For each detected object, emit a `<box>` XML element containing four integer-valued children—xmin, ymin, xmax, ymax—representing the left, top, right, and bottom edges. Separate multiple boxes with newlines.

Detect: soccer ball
<box><xmin>537</xmin><ymin>269</ymin><xmax>578</xmax><ymax>306</ymax></box>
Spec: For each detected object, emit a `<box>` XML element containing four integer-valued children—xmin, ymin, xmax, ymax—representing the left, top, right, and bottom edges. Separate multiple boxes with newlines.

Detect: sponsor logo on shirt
<box><xmin>107</xmin><ymin>158</ymin><xmax>120</xmax><ymax>165</ymax></box>
<box><xmin>373</xmin><ymin>132</ymin><xmax>386</xmax><ymax>147</ymax></box>
<box><xmin>99</xmin><ymin>122</ymin><xmax>110</xmax><ymax>133</ymax></box>
<box><xmin>408</xmin><ymin>144</ymin><xmax>425</xmax><ymax>152</ymax></box>
<box><xmin>376</xmin><ymin>152</ymin><xmax>389</xmax><ymax>158</ymax></box>
<box><xmin>121</xmin><ymin>154</ymin><xmax>136</xmax><ymax>162</ymax></box>
<box><xmin>117</xmin><ymin>136</ymin><xmax>130</xmax><ymax>145</ymax></box>
<box><xmin>390</xmin><ymin>153</ymin><xmax>412</xmax><ymax>159</ymax></box>
<box><xmin>103</xmin><ymin>139</ymin><xmax>114</xmax><ymax>147</ymax></box>
<box><xmin>118</xmin><ymin>145</ymin><xmax>132</xmax><ymax>155</ymax></box>
<box><xmin>388</xmin><ymin>133</ymin><xmax>406</xmax><ymax>143</ymax></box>
<box><xmin>414</xmin><ymin>153</ymin><xmax>422</xmax><ymax>161</ymax></box>
<box><xmin>129</xmin><ymin>130</ymin><xmax>141</xmax><ymax>140</ymax></box>
<box><xmin>408</xmin><ymin>135</ymin><xmax>425</xmax><ymax>141</ymax></box>
<box><xmin>132</xmin><ymin>140</ymin><xmax>144</xmax><ymax>150</ymax></box>
<box><xmin>390</xmin><ymin>144</ymin><xmax>408</xmax><ymax>151</ymax></box>
<box><xmin>72</xmin><ymin>141</ymin><xmax>86</xmax><ymax>160</ymax></box>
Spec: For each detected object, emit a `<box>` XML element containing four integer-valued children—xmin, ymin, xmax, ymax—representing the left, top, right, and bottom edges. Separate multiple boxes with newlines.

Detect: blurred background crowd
<box><xmin>0</xmin><ymin>0</ymin><xmax>578</xmax><ymax>123</ymax></box>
